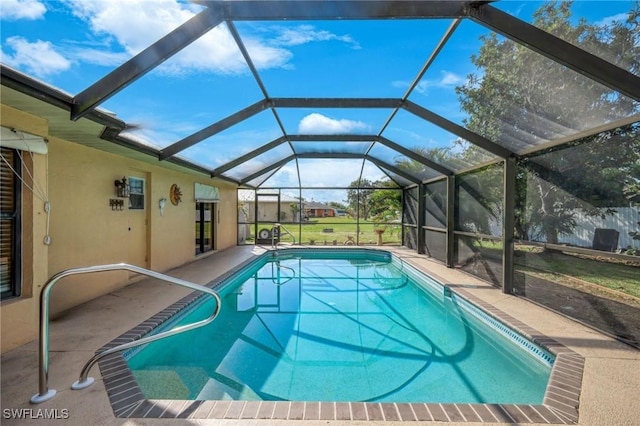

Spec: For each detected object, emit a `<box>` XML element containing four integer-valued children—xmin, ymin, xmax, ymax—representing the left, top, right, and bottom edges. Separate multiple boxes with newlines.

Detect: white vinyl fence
<box><xmin>530</xmin><ymin>207</ymin><xmax>639</xmax><ymax>250</ymax></box>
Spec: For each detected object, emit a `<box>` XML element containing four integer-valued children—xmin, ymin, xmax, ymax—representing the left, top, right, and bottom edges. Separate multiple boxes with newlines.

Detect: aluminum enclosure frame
<box><xmin>3</xmin><ymin>0</ymin><xmax>639</xmax><ymax>296</ymax></box>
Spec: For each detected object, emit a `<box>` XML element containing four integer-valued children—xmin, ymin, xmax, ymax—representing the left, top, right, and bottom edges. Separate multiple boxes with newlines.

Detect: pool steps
<box><xmin>30</xmin><ymin>263</ymin><xmax>223</xmax><ymax>404</ymax></box>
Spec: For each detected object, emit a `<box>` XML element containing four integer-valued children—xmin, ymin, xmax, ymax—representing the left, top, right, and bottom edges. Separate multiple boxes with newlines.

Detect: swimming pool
<box><xmin>125</xmin><ymin>249</ymin><xmax>553</xmax><ymax>405</ymax></box>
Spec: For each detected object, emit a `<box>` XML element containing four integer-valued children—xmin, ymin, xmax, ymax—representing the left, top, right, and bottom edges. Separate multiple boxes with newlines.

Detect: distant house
<box><xmin>238</xmin><ymin>191</ymin><xmax>304</xmax><ymax>223</ymax></box>
<box><xmin>304</xmin><ymin>202</ymin><xmax>336</xmax><ymax>218</ymax></box>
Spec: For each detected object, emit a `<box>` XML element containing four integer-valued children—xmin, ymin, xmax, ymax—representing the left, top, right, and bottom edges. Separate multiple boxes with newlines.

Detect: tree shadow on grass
<box><xmin>513</xmin><ymin>271</ymin><xmax>639</xmax><ymax>349</ymax></box>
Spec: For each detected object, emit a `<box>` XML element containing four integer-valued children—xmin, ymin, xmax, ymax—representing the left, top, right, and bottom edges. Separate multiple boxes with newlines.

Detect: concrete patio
<box><xmin>2</xmin><ymin>245</ymin><xmax>639</xmax><ymax>425</ymax></box>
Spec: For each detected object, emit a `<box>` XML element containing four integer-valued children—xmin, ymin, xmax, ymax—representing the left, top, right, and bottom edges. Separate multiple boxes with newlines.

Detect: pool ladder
<box><xmin>30</xmin><ymin>263</ymin><xmax>222</xmax><ymax>404</ymax></box>
<box><xmin>272</xmin><ymin>223</ymin><xmax>296</xmax><ymax>247</ymax></box>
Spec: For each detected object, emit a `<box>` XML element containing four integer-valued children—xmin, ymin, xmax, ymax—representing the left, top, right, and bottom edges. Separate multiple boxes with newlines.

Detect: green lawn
<box><xmin>241</xmin><ymin>222</ymin><xmax>639</xmax><ymax>301</ymax></box>
<box><xmin>514</xmin><ymin>247</ymin><xmax>640</xmax><ymax>299</ymax></box>
<box><xmin>248</xmin><ymin>217</ymin><xmax>402</xmax><ymax>245</ymax></box>
<box><xmin>451</xmin><ymin>238</ymin><xmax>639</xmax><ymax>301</ymax></box>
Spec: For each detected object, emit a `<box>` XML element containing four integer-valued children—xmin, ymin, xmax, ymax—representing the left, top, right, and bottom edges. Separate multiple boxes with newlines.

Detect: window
<box><xmin>1</xmin><ymin>147</ymin><xmax>21</xmax><ymax>300</ymax></box>
<box><xmin>195</xmin><ymin>202</ymin><xmax>215</xmax><ymax>255</ymax></box>
<box><xmin>128</xmin><ymin>177</ymin><xmax>145</xmax><ymax>210</ymax></box>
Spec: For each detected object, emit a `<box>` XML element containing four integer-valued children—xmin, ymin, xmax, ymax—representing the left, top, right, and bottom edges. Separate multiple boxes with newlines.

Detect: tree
<box><xmin>289</xmin><ymin>202</ymin><xmax>300</xmax><ymax>222</ymax></box>
<box><xmin>346</xmin><ymin>178</ymin><xmax>402</xmax><ymax>221</ymax></box>
<box><xmin>518</xmin><ymin>124</ymin><xmax>640</xmax><ymax>243</ymax></box>
<box><xmin>368</xmin><ymin>180</ymin><xmax>402</xmax><ymax>223</ymax></box>
<box><xmin>456</xmin><ymin>1</ymin><xmax>640</xmax><ymax>244</ymax></box>
<box><xmin>346</xmin><ymin>178</ymin><xmax>374</xmax><ymax>219</ymax></box>
<box><xmin>328</xmin><ymin>201</ymin><xmax>347</xmax><ymax>210</ymax></box>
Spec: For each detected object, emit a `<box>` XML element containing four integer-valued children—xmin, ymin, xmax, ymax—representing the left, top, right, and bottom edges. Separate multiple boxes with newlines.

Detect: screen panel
<box><xmin>455</xmin><ymin>164</ymin><xmax>503</xmax><ymax>237</ymax></box>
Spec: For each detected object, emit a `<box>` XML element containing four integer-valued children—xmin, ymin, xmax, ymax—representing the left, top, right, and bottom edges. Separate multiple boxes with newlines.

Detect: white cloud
<box><xmin>391</xmin><ymin>81</ymin><xmax>408</xmax><ymax>91</ymax></box>
<box><xmin>271</xmin><ymin>25</ymin><xmax>361</xmax><ymax>49</ymax></box>
<box><xmin>1</xmin><ymin>36</ymin><xmax>71</xmax><ymax>77</ymax></box>
<box><xmin>0</xmin><ymin>0</ymin><xmax>46</xmax><ymax>20</ymax></box>
<box><xmin>68</xmin><ymin>47</ymin><xmax>129</xmax><ymax>67</ymax></box>
<box><xmin>595</xmin><ymin>13</ymin><xmax>628</xmax><ymax>27</ymax></box>
<box><xmin>259</xmin><ymin>164</ymin><xmax>299</xmax><ymax>187</ymax></box>
<box><xmin>62</xmin><ymin>0</ymin><xmax>292</xmax><ymax>75</ymax></box>
<box><xmin>234</xmin><ymin>38</ymin><xmax>292</xmax><ymax>72</ymax></box>
<box><xmin>439</xmin><ymin>71</ymin><xmax>465</xmax><ymax>86</ymax></box>
<box><xmin>393</xmin><ymin>70</ymin><xmax>465</xmax><ymax>94</ymax></box>
<box><xmin>65</xmin><ymin>0</ymin><xmax>191</xmax><ymax>53</ymax></box>
<box><xmin>3</xmin><ymin>1</ymin><xmax>360</xmax><ymax>76</ymax></box>
<box><xmin>298</xmin><ymin>113</ymin><xmax>370</xmax><ymax>134</ymax></box>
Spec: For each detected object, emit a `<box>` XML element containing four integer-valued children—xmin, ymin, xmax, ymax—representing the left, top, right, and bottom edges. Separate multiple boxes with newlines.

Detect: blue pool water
<box><xmin>126</xmin><ymin>249</ymin><xmax>552</xmax><ymax>403</ymax></box>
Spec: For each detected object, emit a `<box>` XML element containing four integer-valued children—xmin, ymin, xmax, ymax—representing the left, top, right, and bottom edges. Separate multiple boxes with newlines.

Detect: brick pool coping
<box><xmin>98</xmin><ymin>249</ymin><xmax>584</xmax><ymax>423</ymax></box>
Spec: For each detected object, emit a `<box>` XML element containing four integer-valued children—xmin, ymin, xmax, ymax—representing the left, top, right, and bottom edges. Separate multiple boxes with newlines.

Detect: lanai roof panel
<box><xmin>291</xmin><ymin>141</ymin><xmax>372</xmax><ymax>155</ymax></box>
<box><xmin>412</xmin><ymin>19</ymin><xmax>640</xmax><ymax>155</ymax></box>
<box><xmin>250</xmin><ymin>159</ymin><xmax>300</xmax><ymax>188</ymax></box>
<box><xmin>297</xmin><ymin>158</ymin><xmax>381</xmax><ymax>187</ymax></box>
<box><xmin>380</xmin><ymin>108</ymin><xmax>498</xmax><ymax>171</ymax></box>
<box><xmin>177</xmin><ymin>109</ymin><xmax>284</xmax><ymax>170</ymax></box>
<box><xmin>2</xmin><ymin>0</ymin><xmax>638</xmax><ymax>190</ymax></box>
<box><xmin>367</xmin><ymin>143</ymin><xmax>445</xmax><ymax>181</ymax></box>
<box><xmin>276</xmin><ymin>107</ymin><xmax>394</xmax><ymax>136</ymax></box>
<box><xmin>494</xmin><ymin>0</ymin><xmax>640</xmax><ymax>78</ymax></box>
<box><xmin>233</xmin><ymin>18</ymin><xmax>456</xmax><ymax>99</ymax></box>
<box><xmin>221</xmin><ymin>143</ymin><xmax>295</xmax><ymax>181</ymax></box>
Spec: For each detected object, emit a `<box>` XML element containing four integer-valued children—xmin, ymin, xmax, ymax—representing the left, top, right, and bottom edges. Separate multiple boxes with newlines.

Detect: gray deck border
<box><xmin>98</xmin><ymin>248</ymin><xmax>583</xmax><ymax>423</ymax></box>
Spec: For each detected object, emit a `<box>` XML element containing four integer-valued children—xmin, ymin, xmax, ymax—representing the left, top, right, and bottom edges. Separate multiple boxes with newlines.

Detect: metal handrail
<box><xmin>273</xmin><ymin>223</ymin><xmax>296</xmax><ymax>247</ymax></box>
<box><xmin>271</xmin><ymin>261</ymin><xmax>296</xmax><ymax>286</ymax></box>
<box><xmin>30</xmin><ymin>263</ymin><xmax>222</xmax><ymax>404</ymax></box>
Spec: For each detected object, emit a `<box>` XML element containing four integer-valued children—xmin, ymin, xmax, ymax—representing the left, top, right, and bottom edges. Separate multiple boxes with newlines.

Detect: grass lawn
<box><xmin>450</xmin><ymin>238</ymin><xmax>640</xmax><ymax>306</ymax></box>
<box><xmin>247</xmin><ymin>217</ymin><xmax>402</xmax><ymax>245</ymax></box>
<box><xmin>457</xmin><ymin>239</ymin><xmax>639</xmax><ymax>301</ymax></box>
<box><xmin>514</xmin><ymin>246</ymin><xmax>640</xmax><ymax>300</ymax></box>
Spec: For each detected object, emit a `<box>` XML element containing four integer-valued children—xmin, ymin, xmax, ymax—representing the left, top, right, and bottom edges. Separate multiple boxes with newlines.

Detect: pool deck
<box><xmin>1</xmin><ymin>245</ymin><xmax>639</xmax><ymax>426</ymax></box>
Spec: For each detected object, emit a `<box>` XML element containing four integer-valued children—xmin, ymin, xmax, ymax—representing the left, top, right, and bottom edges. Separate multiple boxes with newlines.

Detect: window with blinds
<box><xmin>1</xmin><ymin>147</ymin><xmax>20</xmax><ymax>299</ymax></box>
<box><xmin>128</xmin><ymin>177</ymin><xmax>145</xmax><ymax>210</ymax></box>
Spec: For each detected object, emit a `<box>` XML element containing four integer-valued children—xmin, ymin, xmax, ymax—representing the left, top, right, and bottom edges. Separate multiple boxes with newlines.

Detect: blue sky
<box><xmin>1</xmin><ymin>0</ymin><xmax>636</xmax><ymax>201</ymax></box>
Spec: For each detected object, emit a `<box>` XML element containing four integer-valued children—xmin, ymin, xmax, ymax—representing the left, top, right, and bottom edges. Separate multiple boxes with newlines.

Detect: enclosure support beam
<box><xmin>253</xmin><ymin>191</ymin><xmax>259</xmax><ymax>248</ymax></box>
<box><xmin>502</xmin><ymin>157</ymin><xmax>516</xmax><ymax>294</ymax></box>
<box><xmin>446</xmin><ymin>175</ymin><xmax>456</xmax><ymax>268</ymax></box>
<box><xmin>356</xmin><ymin>189</ymin><xmax>361</xmax><ymax>246</ymax></box>
<box><xmin>160</xmin><ymin>99</ymin><xmax>270</xmax><ymax>160</ymax></box>
<box><xmin>290</xmin><ymin>134</ymin><xmax>376</xmax><ymax>141</ymax></box>
<box><xmin>378</xmin><ymin>136</ymin><xmax>452</xmax><ymax>176</ymax></box>
<box><xmin>238</xmin><ymin>155</ymin><xmax>295</xmax><ymax>185</ymax></box>
<box><xmin>205</xmin><ymin>0</ymin><xmax>469</xmax><ymax>20</ymax></box>
<box><xmin>417</xmin><ymin>184</ymin><xmax>426</xmax><ymax>255</ymax></box>
<box><xmin>518</xmin><ymin>114</ymin><xmax>640</xmax><ymax>157</ymax></box>
<box><xmin>402</xmin><ymin>101</ymin><xmax>513</xmax><ymax>159</ymax></box>
<box><xmin>271</xmin><ymin>98</ymin><xmax>401</xmax><ymax>109</ymax></box>
<box><xmin>401</xmin><ymin>189</ymin><xmax>406</xmax><ymax>248</ymax></box>
<box><xmin>298</xmin><ymin>188</ymin><xmax>303</xmax><ymax>244</ymax></box>
<box><xmin>366</xmin><ymin>157</ymin><xmax>421</xmax><ymax>185</ymax></box>
<box><xmin>211</xmin><ymin>136</ymin><xmax>287</xmax><ymax>177</ymax></box>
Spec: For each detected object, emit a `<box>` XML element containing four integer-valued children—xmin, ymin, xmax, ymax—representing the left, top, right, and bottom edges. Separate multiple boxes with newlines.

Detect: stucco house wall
<box><xmin>0</xmin><ymin>104</ymin><xmax>239</xmax><ymax>353</ymax></box>
<box><xmin>0</xmin><ymin>105</ymin><xmax>50</xmax><ymax>353</ymax></box>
